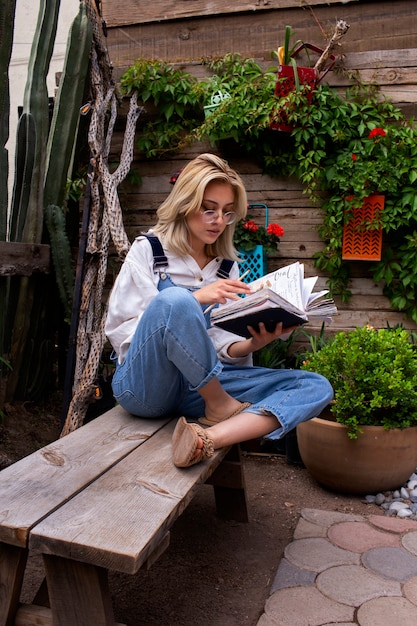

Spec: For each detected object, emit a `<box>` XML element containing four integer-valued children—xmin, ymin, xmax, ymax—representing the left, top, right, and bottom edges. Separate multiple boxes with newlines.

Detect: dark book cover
<box><xmin>213</xmin><ymin>308</ymin><xmax>307</xmax><ymax>338</ymax></box>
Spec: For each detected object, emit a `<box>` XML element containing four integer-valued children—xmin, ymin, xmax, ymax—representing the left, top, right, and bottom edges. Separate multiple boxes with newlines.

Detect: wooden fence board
<box><xmin>0</xmin><ymin>242</ymin><xmax>50</xmax><ymax>276</ymax></box>
<box><xmin>104</xmin><ymin>3</ymin><xmax>417</xmax><ymax>70</ymax></box>
<box><xmin>102</xmin><ymin>0</ymin><xmax>358</xmax><ymax>28</ymax></box>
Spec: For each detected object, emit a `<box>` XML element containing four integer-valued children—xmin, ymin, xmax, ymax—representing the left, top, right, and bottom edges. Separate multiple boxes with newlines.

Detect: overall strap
<box><xmin>142</xmin><ymin>233</ymin><xmax>233</xmax><ymax>277</ymax></box>
<box><xmin>141</xmin><ymin>234</ymin><xmax>168</xmax><ymax>269</ymax></box>
<box><xmin>217</xmin><ymin>259</ymin><xmax>234</xmax><ymax>279</ymax></box>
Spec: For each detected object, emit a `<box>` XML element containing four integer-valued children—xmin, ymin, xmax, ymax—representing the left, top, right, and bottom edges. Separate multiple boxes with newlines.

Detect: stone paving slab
<box><xmin>257</xmin><ymin>509</ymin><xmax>417</xmax><ymax>626</ymax></box>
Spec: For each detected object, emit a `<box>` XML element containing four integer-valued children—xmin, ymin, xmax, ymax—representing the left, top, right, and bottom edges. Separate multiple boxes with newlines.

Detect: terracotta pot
<box><xmin>296</xmin><ymin>416</ymin><xmax>417</xmax><ymax>495</ymax></box>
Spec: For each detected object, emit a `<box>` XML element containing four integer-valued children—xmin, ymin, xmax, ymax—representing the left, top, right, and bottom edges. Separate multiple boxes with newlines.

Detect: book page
<box><xmin>250</xmin><ymin>262</ymin><xmax>305</xmax><ymax>311</ymax></box>
<box><xmin>211</xmin><ymin>288</ymin><xmax>306</xmax><ymax>321</ymax></box>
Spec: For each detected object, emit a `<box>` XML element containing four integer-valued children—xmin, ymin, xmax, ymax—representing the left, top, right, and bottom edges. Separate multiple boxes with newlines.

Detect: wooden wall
<box><xmin>101</xmin><ymin>0</ymin><xmax>417</xmax><ymax>337</ymax></box>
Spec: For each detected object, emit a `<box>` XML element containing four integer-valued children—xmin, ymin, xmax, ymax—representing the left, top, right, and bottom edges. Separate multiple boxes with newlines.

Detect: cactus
<box><xmin>44</xmin><ymin>2</ymin><xmax>92</xmax><ymax>210</ymax></box>
<box><xmin>0</xmin><ymin>0</ymin><xmax>17</xmax><ymax>240</ymax></box>
<box><xmin>6</xmin><ymin>0</ymin><xmax>61</xmax><ymax>401</ymax></box>
<box><xmin>5</xmin><ymin>1</ymin><xmax>93</xmax><ymax>402</ymax></box>
<box><xmin>0</xmin><ymin>0</ymin><xmax>17</xmax><ymax>403</ymax></box>
<box><xmin>9</xmin><ymin>112</ymin><xmax>36</xmax><ymax>241</ymax></box>
<box><xmin>20</xmin><ymin>0</ymin><xmax>61</xmax><ymax>244</ymax></box>
<box><xmin>44</xmin><ymin>204</ymin><xmax>75</xmax><ymax>321</ymax></box>
<box><xmin>43</xmin><ymin>1</ymin><xmax>92</xmax><ymax>320</ymax></box>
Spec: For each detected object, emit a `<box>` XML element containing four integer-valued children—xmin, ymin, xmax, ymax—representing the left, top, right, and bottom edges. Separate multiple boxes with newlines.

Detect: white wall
<box><xmin>7</xmin><ymin>0</ymin><xmax>80</xmax><ymax>194</ymax></box>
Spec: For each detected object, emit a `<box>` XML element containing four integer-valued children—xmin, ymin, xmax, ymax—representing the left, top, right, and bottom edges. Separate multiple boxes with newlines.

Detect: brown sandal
<box><xmin>172</xmin><ymin>417</ymin><xmax>215</xmax><ymax>468</ymax></box>
<box><xmin>198</xmin><ymin>401</ymin><xmax>252</xmax><ymax>427</ymax></box>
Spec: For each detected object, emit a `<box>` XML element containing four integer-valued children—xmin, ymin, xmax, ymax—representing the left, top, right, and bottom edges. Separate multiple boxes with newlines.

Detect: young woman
<box><xmin>105</xmin><ymin>153</ymin><xmax>333</xmax><ymax>467</ymax></box>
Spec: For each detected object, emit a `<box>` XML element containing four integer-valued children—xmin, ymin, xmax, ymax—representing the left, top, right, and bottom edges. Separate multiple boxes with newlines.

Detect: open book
<box><xmin>210</xmin><ymin>262</ymin><xmax>337</xmax><ymax>338</ymax></box>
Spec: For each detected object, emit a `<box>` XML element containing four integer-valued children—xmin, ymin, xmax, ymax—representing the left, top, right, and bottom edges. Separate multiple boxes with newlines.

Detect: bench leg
<box><xmin>207</xmin><ymin>444</ymin><xmax>249</xmax><ymax>523</ymax></box>
<box><xmin>0</xmin><ymin>542</ymin><xmax>28</xmax><ymax>626</ymax></box>
<box><xmin>43</xmin><ymin>554</ymin><xmax>119</xmax><ymax>626</ymax></box>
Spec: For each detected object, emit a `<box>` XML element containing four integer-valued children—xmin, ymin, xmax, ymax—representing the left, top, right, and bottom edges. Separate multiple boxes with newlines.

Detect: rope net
<box><xmin>61</xmin><ymin>0</ymin><xmax>141</xmax><ymax>436</ymax></box>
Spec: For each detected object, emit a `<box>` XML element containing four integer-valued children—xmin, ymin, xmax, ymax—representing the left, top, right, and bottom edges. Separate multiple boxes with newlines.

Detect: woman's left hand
<box><xmin>247</xmin><ymin>322</ymin><xmax>293</xmax><ymax>351</ymax></box>
<box><xmin>227</xmin><ymin>322</ymin><xmax>301</xmax><ymax>358</ymax></box>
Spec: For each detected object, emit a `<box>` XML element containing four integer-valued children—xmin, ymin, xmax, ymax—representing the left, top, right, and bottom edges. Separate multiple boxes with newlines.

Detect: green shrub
<box><xmin>301</xmin><ymin>325</ymin><xmax>417</xmax><ymax>438</ymax></box>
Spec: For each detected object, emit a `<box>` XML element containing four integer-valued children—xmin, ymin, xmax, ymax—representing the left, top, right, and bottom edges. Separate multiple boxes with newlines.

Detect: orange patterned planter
<box><xmin>342</xmin><ymin>194</ymin><xmax>384</xmax><ymax>261</ymax></box>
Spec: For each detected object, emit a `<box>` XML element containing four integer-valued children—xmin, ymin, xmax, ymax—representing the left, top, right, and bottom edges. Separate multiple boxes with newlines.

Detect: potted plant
<box><xmin>297</xmin><ymin>325</ymin><xmax>417</xmax><ymax>494</ymax></box>
<box><xmin>271</xmin><ymin>25</ymin><xmax>335</xmax><ymax>132</ymax></box>
<box><xmin>233</xmin><ymin>205</ymin><xmax>284</xmax><ymax>281</ymax></box>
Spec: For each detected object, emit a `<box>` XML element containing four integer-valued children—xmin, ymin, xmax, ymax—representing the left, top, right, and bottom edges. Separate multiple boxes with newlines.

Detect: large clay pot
<box><xmin>296</xmin><ymin>416</ymin><xmax>417</xmax><ymax>495</ymax></box>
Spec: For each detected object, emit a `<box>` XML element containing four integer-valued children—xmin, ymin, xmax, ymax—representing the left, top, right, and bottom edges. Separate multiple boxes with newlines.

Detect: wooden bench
<box><xmin>0</xmin><ymin>405</ymin><xmax>248</xmax><ymax>626</ymax></box>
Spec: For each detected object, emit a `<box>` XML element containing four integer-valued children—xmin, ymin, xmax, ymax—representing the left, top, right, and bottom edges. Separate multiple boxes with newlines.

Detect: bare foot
<box><xmin>204</xmin><ymin>399</ymin><xmax>247</xmax><ymax>424</ymax></box>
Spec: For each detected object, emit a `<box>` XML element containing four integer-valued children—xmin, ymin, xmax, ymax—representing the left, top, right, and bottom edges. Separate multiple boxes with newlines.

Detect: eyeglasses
<box><xmin>200</xmin><ymin>208</ymin><xmax>237</xmax><ymax>225</ymax></box>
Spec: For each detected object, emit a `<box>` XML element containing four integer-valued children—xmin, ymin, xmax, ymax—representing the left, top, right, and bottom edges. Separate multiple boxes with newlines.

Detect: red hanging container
<box><xmin>271</xmin><ymin>43</ymin><xmax>335</xmax><ymax>133</ymax></box>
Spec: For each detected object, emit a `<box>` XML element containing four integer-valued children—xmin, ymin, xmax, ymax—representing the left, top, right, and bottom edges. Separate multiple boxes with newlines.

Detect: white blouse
<box><xmin>105</xmin><ymin>235</ymin><xmax>252</xmax><ymax>366</ymax></box>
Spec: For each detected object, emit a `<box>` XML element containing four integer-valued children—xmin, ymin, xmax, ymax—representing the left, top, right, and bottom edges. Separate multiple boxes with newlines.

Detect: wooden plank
<box><xmin>0</xmin><ymin>406</ymin><xmax>170</xmax><ymax>547</ymax></box>
<box><xmin>0</xmin><ymin>241</ymin><xmax>50</xmax><ymax>276</ymax></box>
<box><xmin>0</xmin><ymin>543</ymin><xmax>28</xmax><ymax>626</ymax></box>
<box><xmin>101</xmin><ymin>0</ymin><xmax>356</xmax><ymax>28</ymax></box>
<box><xmin>340</xmin><ymin>48</ymin><xmax>417</xmax><ymax>70</ymax></box>
<box><xmin>30</xmin><ymin>420</ymin><xmax>233</xmax><ymax>575</ymax></box>
<box><xmin>104</xmin><ymin>4</ymin><xmax>416</xmax><ymax>67</ymax></box>
<box><xmin>15</xmin><ymin>603</ymin><xmax>127</xmax><ymax>626</ymax></box>
<box><xmin>43</xmin><ymin>556</ymin><xmax>118</xmax><ymax>626</ymax></box>
<box><xmin>15</xmin><ymin>604</ymin><xmax>53</xmax><ymax>626</ymax></box>
<box><xmin>207</xmin><ymin>445</ymin><xmax>249</xmax><ymax>522</ymax></box>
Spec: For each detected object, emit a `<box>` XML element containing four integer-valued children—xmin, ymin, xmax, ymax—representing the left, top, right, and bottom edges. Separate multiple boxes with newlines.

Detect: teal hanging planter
<box><xmin>238</xmin><ymin>245</ymin><xmax>267</xmax><ymax>282</ymax></box>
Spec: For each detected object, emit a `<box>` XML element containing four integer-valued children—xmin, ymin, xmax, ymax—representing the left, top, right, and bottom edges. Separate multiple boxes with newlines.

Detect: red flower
<box><xmin>351</xmin><ymin>153</ymin><xmax>357</xmax><ymax>161</ymax></box>
<box><xmin>267</xmin><ymin>223</ymin><xmax>284</xmax><ymax>237</ymax></box>
<box><xmin>368</xmin><ymin>128</ymin><xmax>386</xmax><ymax>139</ymax></box>
<box><xmin>169</xmin><ymin>168</ymin><xmax>184</xmax><ymax>184</ymax></box>
<box><xmin>243</xmin><ymin>220</ymin><xmax>258</xmax><ymax>232</ymax></box>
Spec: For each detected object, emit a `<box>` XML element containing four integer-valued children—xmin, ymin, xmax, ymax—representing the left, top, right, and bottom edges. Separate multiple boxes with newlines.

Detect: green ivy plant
<box><xmin>300</xmin><ymin>325</ymin><xmax>417</xmax><ymax>439</ymax></box>
<box><xmin>275</xmin><ymin>83</ymin><xmax>417</xmax><ymax>321</ymax></box>
<box><xmin>119</xmin><ymin>54</ymin><xmax>417</xmax><ymax>323</ymax></box>
<box><xmin>120</xmin><ymin>58</ymin><xmax>202</xmax><ymax>156</ymax></box>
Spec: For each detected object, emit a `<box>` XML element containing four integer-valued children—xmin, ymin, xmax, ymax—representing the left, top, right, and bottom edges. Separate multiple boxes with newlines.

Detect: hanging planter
<box><xmin>238</xmin><ymin>244</ymin><xmax>267</xmax><ymax>282</ymax></box>
<box><xmin>271</xmin><ymin>43</ymin><xmax>335</xmax><ymax>133</ymax></box>
<box><xmin>342</xmin><ymin>194</ymin><xmax>384</xmax><ymax>261</ymax></box>
<box><xmin>234</xmin><ymin>204</ymin><xmax>284</xmax><ymax>282</ymax></box>
<box><xmin>203</xmin><ymin>89</ymin><xmax>231</xmax><ymax>118</ymax></box>
<box><xmin>237</xmin><ymin>202</ymin><xmax>269</xmax><ymax>282</ymax></box>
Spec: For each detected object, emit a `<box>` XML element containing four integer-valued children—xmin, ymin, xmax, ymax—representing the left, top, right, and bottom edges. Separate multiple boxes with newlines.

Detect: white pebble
<box><xmin>398</xmin><ymin>508</ymin><xmax>413</xmax><ymax>518</ymax></box>
<box><xmin>375</xmin><ymin>493</ymin><xmax>386</xmax><ymax>505</ymax></box>
<box><xmin>389</xmin><ymin>501</ymin><xmax>410</xmax><ymax>512</ymax></box>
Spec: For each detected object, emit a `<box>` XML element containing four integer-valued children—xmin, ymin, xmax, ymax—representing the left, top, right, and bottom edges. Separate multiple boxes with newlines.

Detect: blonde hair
<box><xmin>153</xmin><ymin>153</ymin><xmax>247</xmax><ymax>260</ymax></box>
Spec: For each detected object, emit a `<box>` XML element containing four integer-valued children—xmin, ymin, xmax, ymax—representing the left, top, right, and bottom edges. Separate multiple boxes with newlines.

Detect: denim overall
<box><xmin>111</xmin><ymin>236</ymin><xmax>333</xmax><ymax>440</ymax></box>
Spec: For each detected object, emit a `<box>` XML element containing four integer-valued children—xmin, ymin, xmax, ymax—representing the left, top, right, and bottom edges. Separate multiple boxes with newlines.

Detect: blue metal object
<box><xmin>238</xmin><ymin>203</ymin><xmax>269</xmax><ymax>281</ymax></box>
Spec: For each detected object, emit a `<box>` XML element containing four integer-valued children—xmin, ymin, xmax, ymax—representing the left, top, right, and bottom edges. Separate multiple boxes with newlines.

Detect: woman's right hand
<box><xmin>194</xmin><ymin>279</ymin><xmax>252</xmax><ymax>306</ymax></box>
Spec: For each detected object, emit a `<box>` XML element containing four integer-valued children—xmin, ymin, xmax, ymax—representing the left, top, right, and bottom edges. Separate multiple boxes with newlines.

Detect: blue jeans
<box><xmin>111</xmin><ymin>287</ymin><xmax>333</xmax><ymax>440</ymax></box>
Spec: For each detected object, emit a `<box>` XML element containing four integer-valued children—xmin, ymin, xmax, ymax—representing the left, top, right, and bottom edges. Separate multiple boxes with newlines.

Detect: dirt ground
<box><xmin>0</xmin><ymin>400</ymin><xmax>382</xmax><ymax>626</ymax></box>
